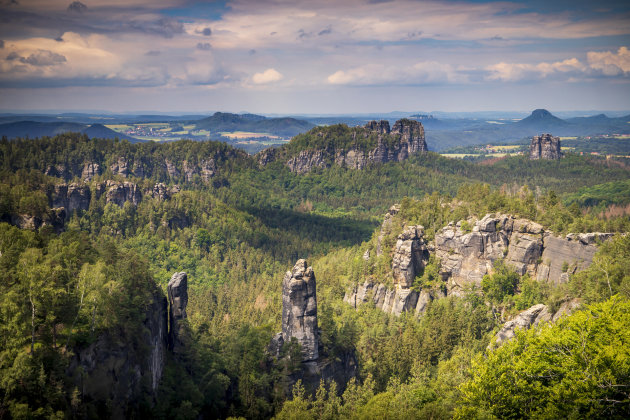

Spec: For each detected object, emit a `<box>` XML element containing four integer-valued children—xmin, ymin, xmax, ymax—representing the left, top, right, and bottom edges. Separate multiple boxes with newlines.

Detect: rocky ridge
<box><xmin>260</xmin><ymin>119</ymin><xmax>428</xmax><ymax>174</ymax></box>
<box><xmin>344</xmin><ymin>209</ymin><xmax>612</xmax><ymax>318</ymax></box>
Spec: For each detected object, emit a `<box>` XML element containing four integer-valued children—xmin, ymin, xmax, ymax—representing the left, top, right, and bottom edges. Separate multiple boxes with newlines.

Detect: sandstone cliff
<box><xmin>260</xmin><ymin>119</ymin><xmax>428</xmax><ymax>174</ymax></box>
<box><xmin>529</xmin><ymin>133</ymin><xmax>562</xmax><ymax>160</ymax></box>
<box><xmin>344</xmin><ymin>208</ymin><xmax>611</xmax><ymax>318</ymax></box>
<box><xmin>168</xmin><ymin>271</ymin><xmax>189</xmax><ymax>354</ymax></box>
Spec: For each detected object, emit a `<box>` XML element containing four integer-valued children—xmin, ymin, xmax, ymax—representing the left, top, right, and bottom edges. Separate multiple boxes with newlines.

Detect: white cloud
<box><xmin>587</xmin><ymin>46</ymin><xmax>630</xmax><ymax>76</ymax></box>
<box><xmin>327</xmin><ymin>62</ymin><xmax>466</xmax><ymax>86</ymax></box>
<box><xmin>251</xmin><ymin>68</ymin><xmax>283</xmax><ymax>84</ymax></box>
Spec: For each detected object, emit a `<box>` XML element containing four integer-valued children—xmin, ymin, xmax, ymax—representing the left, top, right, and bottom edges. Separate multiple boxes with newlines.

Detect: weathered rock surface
<box><xmin>10</xmin><ymin>208</ymin><xmax>66</xmax><ymax>233</ymax></box>
<box><xmin>435</xmin><ymin>213</ymin><xmax>606</xmax><ymax>295</ymax></box>
<box><xmin>282</xmin><ymin>260</ymin><xmax>319</xmax><ymax>361</ymax></box>
<box><xmin>164</xmin><ymin>159</ymin><xmax>180</xmax><ymax>178</ymax></box>
<box><xmin>345</xmin><ymin>208</ymin><xmax>612</xmax><ymax>318</ymax></box>
<box><xmin>81</xmin><ymin>162</ymin><xmax>100</xmax><ymax>181</ymax></box>
<box><xmin>50</xmin><ymin>183</ymin><xmax>91</xmax><ymax>213</ymax></box>
<box><xmin>493</xmin><ymin>299</ymin><xmax>581</xmax><ymax>346</ymax></box>
<box><xmin>105</xmin><ymin>180</ymin><xmax>142</xmax><ymax>207</ymax></box>
<box><xmin>392</xmin><ymin>225</ymin><xmax>429</xmax><ymax>288</ymax></box>
<box><xmin>109</xmin><ymin>157</ymin><xmax>129</xmax><ymax>177</ymax></box>
<box><xmin>167</xmin><ymin>272</ymin><xmax>188</xmax><ymax>353</ymax></box>
<box><xmin>68</xmin><ymin>287</ymin><xmax>168</xmax><ymax>418</ymax></box>
<box><xmin>284</xmin><ymin>119</ymin><xmax>428</xmax><ymax>173</ymax></box>
<box><xmin>529</xmin><ymin>133</ymin><xmax>562</xmax><ymax>160</ymax></box>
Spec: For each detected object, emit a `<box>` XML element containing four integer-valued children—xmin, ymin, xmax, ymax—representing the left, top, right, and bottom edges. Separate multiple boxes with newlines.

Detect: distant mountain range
<box><xmin>0</xmin><ymin>109</ymin><xmax>628</xmax><ymax>152</ymax></box>
<box><xmin>0</xmin><ymin>121</ymin><xmax>144</xmax><ymax>142</ymax></box>
<box><xmin>195</xmin><ymin>112</ymin><xmax>314</xmax><ymax>137</ymax></box>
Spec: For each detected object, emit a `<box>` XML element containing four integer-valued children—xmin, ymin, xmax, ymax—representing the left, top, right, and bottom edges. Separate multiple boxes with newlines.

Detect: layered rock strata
<box><xmin>529</xmin><ymin>133</ymin><xmax>562</xmax><ymax>160</ymax></box>
<box><xmin>345</xmin><ymin>209</ymin><xmax>611</xmax><ymax>318</ymax></box>
<box><xmin>284</xmin><ymin>119</ymin><xmax>428</xmax><ymax>173</ymax></box>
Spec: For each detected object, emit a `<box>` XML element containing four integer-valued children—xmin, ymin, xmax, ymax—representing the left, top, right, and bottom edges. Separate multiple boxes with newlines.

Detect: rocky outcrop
<box><xmin>345</xmin><ymin>208</ymin><xmax>612</xmax><ymax>318</ymax></box>
<box><xmin>493</xmin><ymin>299</ymin><xmax>581</xmax><ymax>346</ymax></box>
<box><xmin>200</xmin><ymin>159</ymin><xmax>216</xmax><ymax>181</ymax></box>
<box><xmin>11</xmin><ymin>208</ymin><xmax>66</xmax><ymax>233</ymax></box>
<box><xmin>284</xmin><ymin>119</ymin><xmax>428</xmax><ymax>173</ymax></box>
<box><xmin>167</xmin><ymin>272</ymin><xmax>188</xmax><ymax>353</ymax></box>
<box><xmin>435</xmin><ymin>213</ymin><xmax>608</xmax><ymax>295</ymax></box>
<box><xmin>105</xmin><ymin>180</ymin><xmax>142</xmax><ymax>207</ymax></box>
<box><xmin>81</xmin><ymin>162</ymin><xmax>100</xmax><ymax>181</ymax></box>
<box><xmin>392</xmin><ymin>226</ymin><xmax>429</xmax><ymax>288</ymax></box>
<box><xmin>165</xmin><ymin>159</ymin><xmax>180</xmax><ymax>178</ymax></box>
<box><xmin>272</xmin><ymin>260</ymin><xmax>356</xmax><ymax>395</ymax></box>
<box><xmin>110</xmin><ymin>157</ymin><xmax>130</xmax><ymax>177</ymax></box>
<box><xmin>50</xmin><ymin>183</ymin><xmax>91</xmax><ymax>213</ymax></box>
<box><xmin>281</xmin><ymin>260</ymin><xmax>319</xmax><ymax>361</ymax></box>
<box><xmin>529</xmin><ymin>134</ymin><xmax>562</xmax><ymax>160</ymax></box>
<box><xmin>68</xmin><ymin>287</ymin><xmax>168</xmax><ymax>418</ymax></box>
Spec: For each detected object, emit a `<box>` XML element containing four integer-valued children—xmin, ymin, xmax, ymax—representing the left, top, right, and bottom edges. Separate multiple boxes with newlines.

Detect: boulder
<box><xmin>282</xmin><ymin>259</ymin><xmax>319</xmax><ymax>361</ymax></box>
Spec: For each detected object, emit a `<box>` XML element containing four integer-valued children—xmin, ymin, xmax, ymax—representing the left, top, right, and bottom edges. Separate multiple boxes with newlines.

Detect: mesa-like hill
<box><xmin>0</xmin><ymin>120</ymin><xmax>143</xmax><ymax>142</ymax></box>
<box><xmin>195</xmin><ymin>111</ymin><xmax>314</xmax><ymax>137</ymax></box>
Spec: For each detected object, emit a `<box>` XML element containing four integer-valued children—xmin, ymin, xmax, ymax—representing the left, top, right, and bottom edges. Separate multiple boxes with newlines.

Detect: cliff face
<box><xmin>529</xmin><ymin>133</ymin><xmax>562</xmax><ymax>160</ymax></box>
<box><xmin>281</xmin><ymin>259</ymin><xmax>319</xmax><ymax>362</ymax></box>
<box><xmin>282</xmin><ymin>119</ymin><xmax>428</xmax><ymax>174</ymax></box>
<box><xmin>68</xmin><ymin>287</ymin><xmax>168</xmax><ymax>418</ymax></box>
<box><xmin>344</xmin><ymin>209</ymin><xmax>611</xmax><ymax>317</ymax></box>
<box><xmin>168</xmin><ymin>272</ymin><xmax>189</xmax><ymax>354</ymax></box>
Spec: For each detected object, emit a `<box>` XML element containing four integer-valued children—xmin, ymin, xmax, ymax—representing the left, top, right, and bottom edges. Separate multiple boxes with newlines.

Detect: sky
<box><xmin>0</xmin><ymin>0</ymin><xmax>629</xmax><ymax>114</ymax></box>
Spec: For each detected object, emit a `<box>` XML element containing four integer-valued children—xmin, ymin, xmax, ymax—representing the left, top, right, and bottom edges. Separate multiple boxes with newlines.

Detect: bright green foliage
<box><xmin>482</xmin><ymin>260</ymin><xmax>520</xmax><ymax>304</ymax></box>
<box><xmin>457</xmin><ymin>296</ymin><xmax>630</xmax><ymax>419</ymax></box>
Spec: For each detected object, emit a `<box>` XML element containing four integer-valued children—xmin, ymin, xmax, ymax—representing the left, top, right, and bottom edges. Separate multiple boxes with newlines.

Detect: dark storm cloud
<box><xmin>6</xmin><ymin>51</ymin><xmax>19</xmax><ymax>60</ymax></box>
<box><xmin>202</xmin><ymin>27</ymin><xmax>211</xmax><ymax>36</ymax></box>
<box><xmin>21</xmin><ymin>50</ymin><xmax>67</xmax><ymax>66</ymax></box>
<box><xmin>67</xmin><ymin>1</ymin><xmax>87</xmax><ymax>14</ymax></box>
<box><xmin>196</xmin><ymin>42</ymin><xmax>211</xmax><ymax>50</ymax></box>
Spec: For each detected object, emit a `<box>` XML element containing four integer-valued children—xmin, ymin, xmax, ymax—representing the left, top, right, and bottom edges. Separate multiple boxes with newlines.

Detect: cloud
<box><xmin>587</xmin><ymin>46</ymin><xmax>630</xmax><ymax>76</ymax></box>
<box><xmin>0</xmin><ymin>40</ymin><xmax>4</xmax><ymax>49</ymax></box>
<box><xmin>252</xmin><ymin>68</ymin><xmax>283</xmax><ymax>84</ymax></box>
<box><xmin>327</xmin><ymin>62</ymin><xmax>466</xmax><ymax>85</ymax></box>
<box><xmin>318</xmin><ymin>25</ymin><xmax>332</xmax><ymax>36</ymax></box>
<box><xmin>196</xmin><ymin>42</ymin><xmax>211</xmax><ymax>51</ymax></box>
<box><xmin>20</xmin><ymin>49</ymin><xmax>67</xmax><ymax>66</ymax></box>
<box><xmin>486</xmin><ymin>47</ymin><xmax>630</xmax><ymax>81</ymax></box>
<box><xmin>67</xmin><ymin>1</ymin><xmax>87</xmax><ymax>14</ymax></box>
<box><xmin>201</xmin><ymin>27</ymin><xmax>212</xmax><ymax>36</ymax></box>
<box><xmin>145</xmin><ymin>50</ymin><xmax>160</xmax><ymax>56</ymax></box>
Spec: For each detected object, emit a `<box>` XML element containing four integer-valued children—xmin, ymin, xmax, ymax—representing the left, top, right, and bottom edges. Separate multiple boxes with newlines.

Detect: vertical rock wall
<box><xmin>529</xmin><ymin>133</ymin><xmax>562</xmax><ymax>160</ymax></box>
<box><xmin>168</xmin><ymin>272</ymin><xmax>189</xmax><ymax>353</ymax></box>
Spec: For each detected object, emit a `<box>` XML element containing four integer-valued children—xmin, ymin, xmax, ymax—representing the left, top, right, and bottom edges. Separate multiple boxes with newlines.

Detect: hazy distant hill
<box><xmin>0</xmin><ymin>121</ymin><xmax>143</xmax><ymax>142</ymax></box>
<box><xmin>195</xmin><ymin>112</ymin><xmax>314</xmax><ymax>137</ymax></box>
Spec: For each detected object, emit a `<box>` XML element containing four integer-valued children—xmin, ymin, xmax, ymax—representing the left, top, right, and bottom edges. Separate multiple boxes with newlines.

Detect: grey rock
<box><xmin>365</xmin><ymin>120</ymin><xmax>390</xmax><ymax>134</ymax></box>
<box><xmin>182</xmin><ymin>161</ymin><xmax>197</xmax><ymax>182</ymax></box>
<box><xmin>105</xmin><ymin>181</ymin><xmax>142</xmax><ymax>207</ymax></box>
<box><xmin>282</xmin><ymin>259</ymin><xmax>319</xmax><ymax>362</ymax></box>
<box><xmin>392</xmin><ymin>225</ymin><xmax>429</xmax><ymax>288</ymax></box>
<box><xmin>529</xmin><ymin>133</ymin><xmax>562</xmax><ymax>160</ymax></box>
<box><xmin>109</xmin><ymin>157</ymin><xmax>129</xmax><ymax>177</ymax></box>
<box><xmin>165</xmin><ymin>159</ymin><xmax>179</xmax><ymax>178</ymax></box>
<box><xmin>376</xmin><ymin>204</ymin><xmax>399</xmax><ymax>256</ymax></box>
<box><xmin>200</xmin><ymin>159</ymin><xmax>216</xmax><ymax>181</ymax></box>
<box><xmin>257</xmin><ymin>148</ymin><xmax>278</xmax><ymax>166</ymax></box>
<box><xmin>81</xmin><ymin>162</ymin><xmax>100</xmax><ymax>181</ymax></box>
<box><xmin>167</xmin><ymin>272</ymin><xmax>188</xmax><ymax>353</ymax></box>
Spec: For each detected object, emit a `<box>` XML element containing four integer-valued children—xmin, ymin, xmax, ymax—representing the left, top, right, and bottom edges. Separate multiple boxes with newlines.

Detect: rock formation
<box><xmin>165</xmin><ymin>159</ymin><xmax>180</xmax><ymax>178</ymax></box>
<box><xmin>529</xmin><ymin>133</ymin><xmax>562</xmax><ymax>160</ymax></box>
<box><xmin>344</xmin><ymin>208</ymin><xmax>612</xmax><ymax>318</ymax></box>
<box><xmin>105</xmin><ymin>180</ymin><xmax>142</xmax><ymax>207</ymax></box>
<box><xmin>81</xmin><ymin>162</ymin><xmax>100</xmax><ymax>181</ymax></box>
<box><xmin>167</xmin><ymin>272</ymin><xmax>188</xmax><ymax>353</ymax></box>
<box><xmin>493</xmin><ymin>299</ymin><xmax>581</xmax><ymax>346</ymax></box>
<box><xmin>109</xmin><ymin>157</ymin><xmax>130</xmax><ymax>177</ymax></box>
<box><xmin>68</xmin><ymin>286</ymin><xmax>168</xmax><ymax>418</ymax></box>
<box><xmin>281</xmin><ymin>259</ymin><xmax>319</xmax><ymax>361</ymax></box>
<box><xmin>50</xmin><ymin>183</ymin><xmax>91</xmax><ymax>213</ymax></box>
<box><xmin>281</xmin><ymin>119</ymin><xmax>428</xmax><ymax>173</ymax></box>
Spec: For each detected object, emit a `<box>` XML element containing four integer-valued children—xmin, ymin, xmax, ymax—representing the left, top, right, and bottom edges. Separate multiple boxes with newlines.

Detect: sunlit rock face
<box><xmin>168</xmin><ymin>271</ymin><xmax>188</xmax><ymax>353</ymax></box>
<box><xmin>529</xmin><ymin>133</ymin><xmax>562</xmax><ymax>160</ymax></box>
<box><xmin>282</xmin><ymin>259</ymin><xmax>319</xmax><ymax>362</ymax></box>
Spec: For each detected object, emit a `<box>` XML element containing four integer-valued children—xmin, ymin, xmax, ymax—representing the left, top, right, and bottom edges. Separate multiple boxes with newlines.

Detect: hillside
<box><xmin>0</xmin><ymin>133</ymin><xmax>629</xmax><ymax>419</ymax></box>
<box><xmin>0</xmin><ymin>120</ymin><xmax>143</xmax><ymax>142</ymax></box>
<box><xmin>195</xmin><ymin>112</ymin><xmax>314</xmax><ymax>137</ymax></box>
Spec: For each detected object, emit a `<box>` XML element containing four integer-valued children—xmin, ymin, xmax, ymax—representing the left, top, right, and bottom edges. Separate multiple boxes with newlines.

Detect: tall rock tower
<box><xmin>167</xmin><ymin>272</ymin><xmax>188</xmax><ymax>353</ymax></box>
<box><xmin>529</xmin><ymin>134</ymin><xmax>562</xmax><ymax>160</ymax></box>
<box><xmin>281</xmin><ymin>259</ymin><xmax>319</xmax><ymax>362</ymax></box>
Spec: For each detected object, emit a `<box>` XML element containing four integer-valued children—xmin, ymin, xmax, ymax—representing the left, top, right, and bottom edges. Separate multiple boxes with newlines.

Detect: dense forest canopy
<box><xmin>0</xmin><ymin>132</ymin><xmax>629</xmax><ymax>419</ymax></box>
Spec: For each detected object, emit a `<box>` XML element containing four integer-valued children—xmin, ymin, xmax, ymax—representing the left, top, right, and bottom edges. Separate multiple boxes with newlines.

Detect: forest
<box><xmin>0</xmin><ymin>132</ymin><xmax>629</xmax><ymax>419</ymax></box>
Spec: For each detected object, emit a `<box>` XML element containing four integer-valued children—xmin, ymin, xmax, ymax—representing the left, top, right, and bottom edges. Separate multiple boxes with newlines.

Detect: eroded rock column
<box><xmin>282</xmin><ymin>259</ymin><xmax>318</xmax><ymax>361</ymax></box>
<box><xmin>167</xmin><ymin>272</ymin><xmax>188</xmax><ymax>352</ymax></box>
